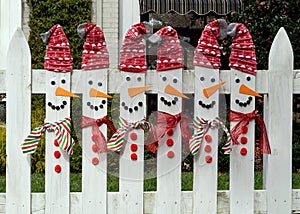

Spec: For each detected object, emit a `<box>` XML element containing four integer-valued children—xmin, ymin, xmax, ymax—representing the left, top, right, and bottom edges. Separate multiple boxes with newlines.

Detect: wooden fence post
<box><xmin>266</xmin><ymin>27</ymin><xmax>293</xmax><ymax>213</ymax></box>
<box><xmin>6</xmin><ymin>28</ymin><xmax>31</xmax><ymax>213</ymax></box>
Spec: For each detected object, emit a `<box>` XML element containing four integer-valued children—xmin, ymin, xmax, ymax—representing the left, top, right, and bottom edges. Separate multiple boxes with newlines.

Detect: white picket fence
<box><xmin>0</xmin><ymin>27</ymin><xmax>300</xmax><ymax>214</ymax></box>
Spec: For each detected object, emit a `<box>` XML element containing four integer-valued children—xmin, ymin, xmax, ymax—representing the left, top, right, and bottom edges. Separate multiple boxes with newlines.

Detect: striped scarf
<box><xmin>21</xmin><ymin>117</ymin><xmax>75</xmax><ymax>155</ymax></box>
<box><xmin>189</xmin><ymin>117</ymin><xmax>231</xmax><ymax>155</ymax></box>
<box><xmin>107</xmin><ymin>117</ymin><xmax>151</xmax><ymax>153</ymax></box>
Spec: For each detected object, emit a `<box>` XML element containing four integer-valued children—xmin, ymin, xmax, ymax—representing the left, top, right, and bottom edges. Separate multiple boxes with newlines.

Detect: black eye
<box><xmin>173</xmin><ymin>78</ymin><xmax>178</xmax><ymax>83</ymax></box>
<box><xmin>61</xmin><ymin>78</ymin><xmax>66</xmax><ymax>84</ymax></box>
<box><xmin>126</xmin><ymin>76</ymin><xmax>131</xmax><ymax>81</ymax></box>
<box><xmin>162</xmin><ymin>76</ymin><xmax>167</xmax><ymax>81</ymax></box>
<box><xmin>98</xmin><ymin>82</ymin><xmax>102</xmax><ymax>87</ymax></box>
<box><xmin>235</xmin><ymin>77</ymin><xmax>240</xmax><ymax>83</ymax></box>
<box><xmin>51</xmin><ymin>81</ymin><xmax>56</xmax><ymax>85</ymax></box>
<box><xmin>88</xmin><ymin>80</ymin><xmax>93</xmax><ymax>85</ymax></box>
<box><xmin>137</xmin><ymin>76</ymin><xmax>142</xmax><ymax>82</ymax></box>
<box><xmin>200</xmin><ymin>76</ymin><xmax>205</xmax><ymax>81</ymax></box>
<box><xmin>211</xmin><ymin>78</ymin><xmax>215</xmax><ymax>83</ymax></box>
<box><xmin>246</xmin><ymin>76</ymin><xmax>251</xmax><ymax>81</ymax></box>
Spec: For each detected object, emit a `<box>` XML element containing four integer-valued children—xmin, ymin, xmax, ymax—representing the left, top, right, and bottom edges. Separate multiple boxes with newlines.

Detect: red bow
<box><xmin>81</xmin><ymin>115</ymin><xmax>117</xmax><ymax>153</ymax></box>
<box><xmin>146</xmin><ymin>111</ymin><xmax>191</xmax><ymax>153</ymax></box>
<box><xmin>229</xmin><ymin>110</ymin><xmax>271</xmax><ymax>154</ymax></box>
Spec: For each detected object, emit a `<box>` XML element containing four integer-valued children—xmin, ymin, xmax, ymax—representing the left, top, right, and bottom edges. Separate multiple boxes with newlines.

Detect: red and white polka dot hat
<box><xmin>78</xmin><ymin>23</ymin><xmax>109</xmax><ymax>70</ymax></box>
<box><xmin>119</xmin><ymin>22</ymin><xmax>150</xmax><ymax>72</ymax></box>
<box><xmin>42</xmin><ymin>24</ymin><xmax>73</xmax><ymax>72</ymax></box>
<box><xmin>194</xmin><ymin>19</ymin><xmax>227</xmax><ymax>69</ymax></box>
<box><xmin>149</xmin><ymin>26</ymin><xmax>184</xmax><ymax>71</ymax></box>
<box><xmin>228</xmin><ymin>23</ymin><xmax>257</xmax><ymax>76</ymax></box>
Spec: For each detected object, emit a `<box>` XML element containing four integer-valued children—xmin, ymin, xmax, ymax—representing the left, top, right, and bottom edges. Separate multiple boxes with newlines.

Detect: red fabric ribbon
<box><xmin>81</xmin><ymin>115</ymin><xmax>117</xmax><ymax>153</ymax></box>
<box><xmin>229</xmin><ymin>110</ymin><xmax>271</xmax><ymax>154</ymax></box>
<box><xmin>146</xmin><ymin>111</ymin><xmax>191</xmax><ymax>153</ymax></box>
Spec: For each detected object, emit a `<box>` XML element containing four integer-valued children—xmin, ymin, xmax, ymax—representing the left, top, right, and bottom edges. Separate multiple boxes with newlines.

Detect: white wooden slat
<box><xmin>192</xmin><ymin>67</ymin><xmax>220</xmax><ymax>213</ymax></box>
<box><xmin>5</xmin><ymin>28</ymin><xmax>31</xmax><ymax>214</ymax></box>
<box><xmin>118</xmin><ymin>72</ymin><xmax>147</xmax><ymax>213</ymax></box>
<box><xmin>45</xmin><ymin>71</ymin><xmax>71</xmax><ymax>213</ymax></box>
<box><xmin>266</xmin><ymin>27</ymin><xmax>293</xmax><ymax>213</ymax></box>
<box><xmin>2</xmin><ymin>68</ymin><xmax>299</xmax><ymax>94</ymax></box>
<box><xmin>230</xmin><ymin>69</ymin><xmax>256</xmax><ymax>213</ymax></box>
<box><xmin>81</xmin><ymin>70</ymin><xmax>108</xmax><ymax>213</ymax></box>
<box><xmin>2</xmin><ymin>190</ymin><xmax>300</xmax><ymax>213</ymax></box>
<box><xmin>156</xmin><ymin>68</ymin><xmax>182</xmax><ymax>214</ymax></box>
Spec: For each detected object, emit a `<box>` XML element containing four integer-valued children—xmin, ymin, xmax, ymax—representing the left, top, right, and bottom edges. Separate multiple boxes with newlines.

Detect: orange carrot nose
<box><xmin>164</xmin><ymin>84</ymin><xmax>189</xmax><ymax>99</ymax></box>
<box><xmin>128</xmin><ymin>85</ymin><xmax>152</xmax><ymax>97</ymax></box>
<box><xmin>56</xmin><ymin>87</ymin><xmax>79</xmax><ymax>98</ymax></box>
<box><xmin>203</xmin><ymin>82</ymin><xmax>225</xmax><ymax>98</ymax></box>
<box><xmin>239</xmin><ymin>84</ymin><xmax>262</xmax><ymax>98</ymax></box>
<box><xmin>89</xmin><ymin>88</ymin><xmax>112</xmax><ymax>98</ymax></box>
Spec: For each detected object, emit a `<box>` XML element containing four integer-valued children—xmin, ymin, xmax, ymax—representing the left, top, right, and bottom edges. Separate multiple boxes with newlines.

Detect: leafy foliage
<box><xmin>27</xmin><ymin>0</ymin><xmax>92</xmax><ymax>69</ymax></box>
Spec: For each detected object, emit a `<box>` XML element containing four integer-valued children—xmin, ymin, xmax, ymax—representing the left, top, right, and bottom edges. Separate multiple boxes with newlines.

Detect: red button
<box><xmin>54</xmin><ymin>165</ymin><xmax>62</xmax><ymax>173</ymax></box>
<box><xmin>241</xmin><ymin>126</ymin><xmax>248</xmax><ymax>134</ymax></box>
<box><xmin>167</xmin><ymin>151</ymin><xmax>175</xmax><ymax>158</ymax></box>
<box><xmin>54</xmin><ymin>150</ymin><xmax>61</xmax><ymax>159</ymax></box>
<box><xmin>241</xmin><ymin>137</ymin><xmax>248</xmax><ymax>144</ymax></box>
<box><xmin>166</xmin><ymin>139</ymin><xmax>174</xmax><ymax>147</ymax></box>
<box><xmin>131</xmin><ymin>153</ymin><xmax>138</xmax><ymax>160</ymax></box>
<box><xmin>130</xmin><ymin>144</ymin><xmax>138</xmax><ymax>152</ymax></box>
<box><xmin>205</xmin><ymin>135</ymin><xmax>212</xmax><ymax>143</ymax></box>
<box><xmin>54</xmin><ymin>140</ymin><xmax>59</xmax><ymax>147</ymax></box>
<box><xmin>92</xmin><ymin>157</ymin><xmax>99</xmax><ymax>165</ymax></box>
<box><xmin>130</xmin><ymin>132</ymin><xmax>138</xmax><ymax>141</ymax></box>
<box><xmin>205</xmin><ymin>155</ymin><xmax>213</xmax><ymax>163</ymax></box>
<box><xmin>204</xmin><ymin>145</ymin><xmax>212</xmax><ymax>153</ymax></box>
<box><xmin>92</xmin><ymin>144</ymin><xmax>99</xmax><ymax>153</ymax></box>
<box><xmin>240</xmin><ymin>148</ymin><xmax>247</xmax><ymax>155</ymax></box>
<box><xmin>166</xmin><ymin>128</ymin><xmax>174</xmax><ymax>136</ymax></box>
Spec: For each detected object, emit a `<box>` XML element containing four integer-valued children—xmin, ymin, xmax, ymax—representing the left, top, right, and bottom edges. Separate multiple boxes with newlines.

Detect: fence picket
<box><xmin>266</xmin><ymin>27</ymin><xmax>293</xmax><ymax>213</ymax></box>
<box><xmin>6</xmin><ymin>28</ymin><xmax>31</xmax><ymax>214</ymax></box>
<box><xmin>192</xmin><ymin>67</ymin><xmax>221</xmax><ymax>213</ymax></box>
<box><xmin>45</xmin><ymin>71</ymin><xmax>71</xmax><ymax>213</ymax></box>
<box><xmin>81</xmin><ymin>70</ymin><xmax>108</xmax><ymax>212</ymax></box>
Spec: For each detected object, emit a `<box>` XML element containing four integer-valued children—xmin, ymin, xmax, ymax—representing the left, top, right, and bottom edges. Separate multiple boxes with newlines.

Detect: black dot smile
<box><xmin>160</xmin><ymin>96</ymin><xmax>178</xmax><ymax>107</ymax></box>
<box><xmin>48</xmin><ymin>100</ymin><xmax>68</xmax><ymax>111</ymax></box>
<box><xmin>121</xmin><ymin>101</ymin><xmax>143</xmax><ymax>113</ymax></box>
<box><xmin>87</xmin><ymin>99</ymin><xmax>107</xmax><ymax>111</ymax></box>
<box><xmin>235</xmin><ymin>96</ymin><xmax>253</xmax><ymax>107</ymax></box>
<box><xmin>198</xmin><ymin>100</ymin><xmax>216</xmax><ymax>109</ymax></box>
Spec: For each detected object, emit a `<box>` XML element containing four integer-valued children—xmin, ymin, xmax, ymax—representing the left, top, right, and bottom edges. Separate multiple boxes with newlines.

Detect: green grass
<box><xmin>1</xmin><ymin>172</ymin><xmax>300</xmax><ymax>192</ymax></box>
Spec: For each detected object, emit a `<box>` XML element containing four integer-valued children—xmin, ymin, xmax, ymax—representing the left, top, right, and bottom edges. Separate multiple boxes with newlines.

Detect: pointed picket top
<box><xmin>266</xmin><ymin>27</ymin><xmax>293</xmax><ymax>214</ymax></box>
<box><xmin>269</xmin><ymin>27</ymin><xmax>293</xmax><ymax>72</ymax></box>
<box><xmin>6</xmin><ymin>27</ymin><xmax>31</xmax><ymax>213</ymax></box>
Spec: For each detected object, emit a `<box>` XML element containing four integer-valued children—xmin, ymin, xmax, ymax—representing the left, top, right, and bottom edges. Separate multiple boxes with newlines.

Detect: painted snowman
<box><xmin>107</xmin><ymin>22</ymin><xmax>152</xmax><ymax>213</ymax></box>
<box><xmin>189</xmin><ymin>19</ymin><xmax>231</xmax><ymax>213</ymax></box>
<box><xmin>77</xmin><ymin>23</ymin><xmax>116</xmax><ymax>212</ymax></box>
<box><xmin>42</xmin><ymin>24</ymin><xmax>77</xmax><ymax>213</ymax></box>
<box><xmin>227</xmin><ymin>23</ymin><xmax>271</xmax><ymax>213</ymax></box>
<box><xmin>147</xmin><ymin>26</ymin><xmax>191</xmax><ymax>214</ymax></box>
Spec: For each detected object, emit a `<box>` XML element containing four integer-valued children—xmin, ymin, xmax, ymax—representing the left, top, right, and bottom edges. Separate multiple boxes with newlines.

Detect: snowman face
<box><xmin>120</xmin><ymin>73</ymin><xmax>150</xmax><ymax>121</ymax></box>
<box><xmin>47</xmin><ymin>75</ymin><xmax>75</xmax><ymax>111</ymax></box>
<box><xmin>85</xmin><ymin>77</ymin><xmax>109</xmax><ymax>113</ymax></box>
<box><xmin>232</xmin><ymin>70</ymin><xmax>260</xmax><ymax>111</ymax></box>
<box><xmin>158</xmin><ymin>69</ymin><xmax>187</xmax><ymax>115</ymax></box>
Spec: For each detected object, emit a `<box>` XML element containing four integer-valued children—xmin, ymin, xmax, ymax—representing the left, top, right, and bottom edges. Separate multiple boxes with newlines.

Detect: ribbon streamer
<box><xmin>146</xmin><ymin>111</ymin><xmax>192</xmax><ymax>153</ymax></box>
<box><xmin>189</xmin><ymin>117</ymin><xmax>231</xmax><ymax>155</ymax></box>
<box><xmin>21</xmin><ymin>118</ymin><xmax>76</xmax><ymax>155</ymax></box>
<box><xmin>107</xmin><ymin>117</ymin><xmax>151</xmax><ymax>153</ymax></box>
<box><xmin>229</xmin><ymin>109</ymin><xmax>271</xmax><ymax>154</ymax></box>
<box><xmin>80</xmin><ymin>115</ymin><xmax>117</xmax><ymax>153</ymax></box>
